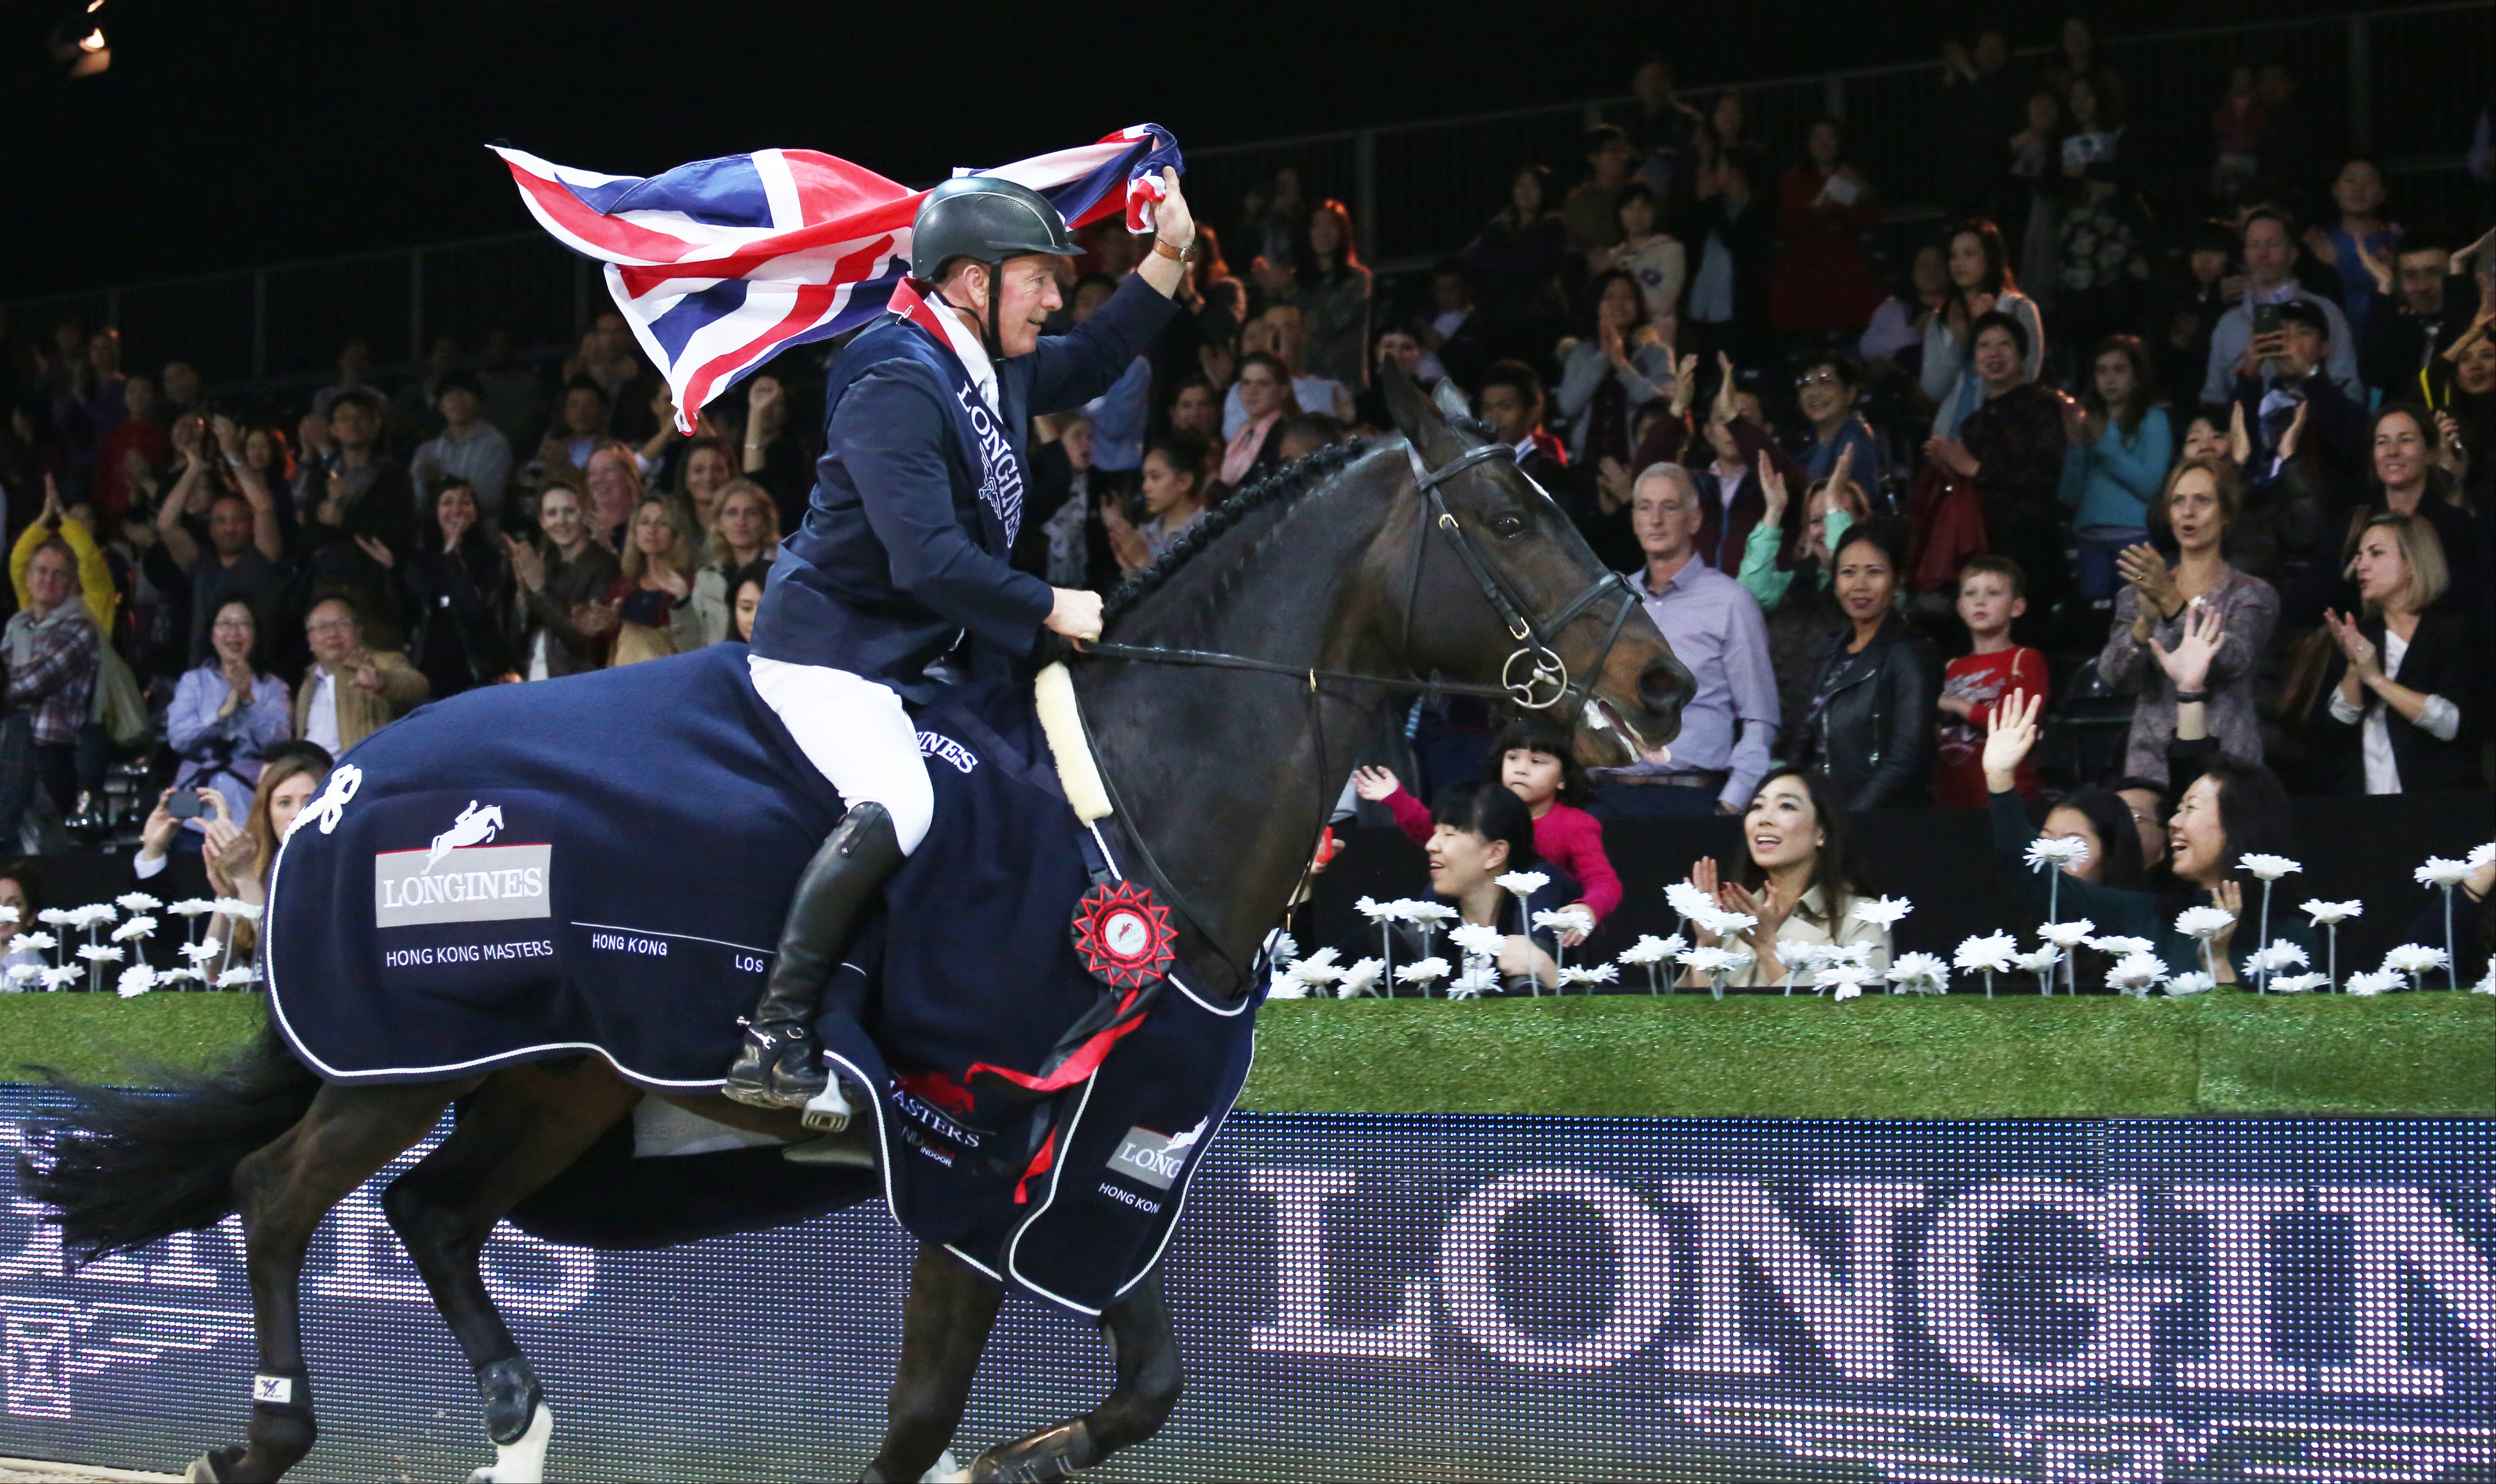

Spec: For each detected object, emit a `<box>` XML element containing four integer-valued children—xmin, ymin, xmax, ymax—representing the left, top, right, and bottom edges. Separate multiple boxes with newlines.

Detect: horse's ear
<box><xmin>1431</xmin><ymin>377</ymin><xmax>1471</xmax><ymax>425</ymax></box>
<box><xmin>1381</xmin><ymin>361</ymin><xmax>1472</xmax><ymax>462</ymax></box>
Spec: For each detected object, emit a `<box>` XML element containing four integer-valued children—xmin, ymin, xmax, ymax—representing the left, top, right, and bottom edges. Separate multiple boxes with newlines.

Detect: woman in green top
<box><xmin>1985</xmin><ymin>605</ymin><xmax>2309</xmax><ymax>982</ymax></box>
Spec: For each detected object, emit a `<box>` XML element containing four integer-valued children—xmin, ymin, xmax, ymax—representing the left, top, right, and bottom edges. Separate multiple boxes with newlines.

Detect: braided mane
<box><xmin>1099</xmin><ymin>438</ymin><xmax>1372</xmax><ymax>630</ymax></box>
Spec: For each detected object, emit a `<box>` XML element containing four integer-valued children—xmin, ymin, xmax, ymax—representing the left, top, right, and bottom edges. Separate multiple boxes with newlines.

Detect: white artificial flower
<box><xmin>1402</xmin><ymin>901</ymin><xmax>1458</xmax><ymax>928</ymax></box>
<box><xmin>1267</xmin><ymin>977</ymin><xmax>1309</xmax><ymax>1000</ymax></box>
<box><xmin>2345</xmin><ymin>970</ymin><xmax>2401</xmax><ymax>997</ymax></box>
<box><xmin>35</xmin><ymin>908</ymin><xmax>72</xmax><ymax>928</ymax></box>
<box><xmin>2468</xmin><ymin>842</ymin><xmax>2495</xmax><ymax>871</ymax></box>
<box><xmin>1822</xmin><ymin>939</ymin><xmax>1876</xmax><ymax>968</ymax></box>
<box><xmin>2013</xmin><ymin>946</ymin><xmax>2064</xmax><ymax>973</ymax></box>
<box><xmin>1353</xmin><ymin>896</ymin><xmax>1394</xmax><ymax>924</ymax></box>
<box><xmin>1886</xmin><ymin>952</ymin><xmax>1949</xmax><ymax>994</ymax></box>
<box><xmin>2174</xmin><ymin>905</ymin><xmax>2236</xmax><ymax>940</ymax></box>
<box><xmin>2087</xmin><ymin>935</ymin><xmax>2157</xmax><ymax>958</ymax></box>
<box><xmin>1690</xmin><ymin>905</ymin><xmax>1757</xmax><ymax>938</ymax></box>
<box><xmin>1557</xmin><ymin>964</ymin><xmax>1619</xmax><ymax>987</ymax></box>
<box><xmin>2269</xmin><ymin>972</ymin><xmax>2330</xmax><ymax>994</ymax></box>
<box><xmin>2415</xmin><ymin>857</ymin><xmax>2474</xmax><ymax>889</ymax></box>
<box><xmin>2023</xmin><ymin>836</ymin><xmax>2090</xmax><ymax>872</ymax></box>
<box><xmin>2107</xmin><ymin>953</ymin><xmax>2168</xmax><ymax>995</ymax></box>
<box><xmin>1780</xmin><ymin>939</ymin><xmax>1833</xmax><ymax>974</ymax></box>
<box><xmin>157</xmin><ymin>967</ymin><xmax>198</xmax><ymax>986</ymax></box>
<box><xmin>2038</xmin><ymin>920</ymin><xmax>2096</xmax><ymax>948</ymax></box>
<box><xmin>2301</xmin><ymin>899</ymin><xmax>2363</xmax><ymax>926</ymax></box>
<box><xmin>37</xmin><ymin>966</ymin><xmax>81</xmax><ymax>991</ymax></box>
<box><xmin>215</xmin><ymin>899</ymin><xmax>265</xmax><ymax>924</ymax></box>
<box><xmin>216</xmin><ymin>967</ymin><xmax>260</xmax><ymax>989</ymax></box>
<box><xmin>2243</xmin><ymin>940</ymin><xmax>2310</xmax><ymax>974</ymax></box>
<box><xmin>1954</xmin><ymin>931</ymin><xmax>2019</xmax><ymax>974</ymax></box>
<box><xmin>1448</xmin><ymin>923</ymin><xmax>1506</xmax><ymax>960</ymax></box>
<box><xmin>110</xmin><ymin>916</ymin><xmax>157</xmax><ymax>943</ymax></box>
<box><xmin>1395</xmin><ymin>957</ymin><xmax>1450</xmax><ymax>986</ymax></box>
<box><xmin>15</xmin><ymin>932</ymin><xmax>54</xmax><ymax>954</ymax></box>
<box><xmin>1337</xmin><ymin>958</ymin><xmax>1383</xmax><ymax>998</ymax></box>
<box><xmin>169</xmin><ymin>899</ymin><xmax>217</xmax><ymax>919</ymax></box>
<box><xmin>1286</xmin><ymin>948</ymin><xmax>1344</xmax><ymax>989</ymax></box>
<box><xmin>2236</xmin><ymin>853</ymin><xmax>2302</xmax><ymax>882</ymax></box>
<box><xmin>3</xmin><ymin>963</ymin><xmax>39</xmax><ymax>987</ymax></box>
<box><xmin>1617</xmin><ymin>934</ymin><xmax>1675</xmax><ymax>966</ymax></box>
<box><xmin>1494</xmin><ymin>871</ymin><xmax>1550</xmax><ymax>900</ymax></box>
<box><xmin>2164</xmin><ymin>971</ymin><xmax>2215</xmax><ymax>997</ymax></box>
<box><xmin>2383</xmin><ymin>943</ymin><xmax>2452</xmax><ymax>978</ymax></box>
<box><xmin>1532</xmin><ymin>906</ymin><xmax>1596</xmax><ymax>936</ymax></box>
<box><xmin>1813</xmin><ymin>961</ymin><xmax>1877</xmax><ymax>996</ymax></box>
<box><xmin>0</xmin><ymin>906</ymin><xmax>15</xmax><ymax>925</ymax></box>
<box><xmin>1848</xmin><ymin>896</ymin><xmax>1914</xmax><ymax>929</ymax></box>
<box><xmin>1263</xmin><ymin>930</ymin><xmax>1299</xmax><ymax>966</ymax></box>
<box><xmin>1664</xmin><ymin>881</ymin><xmax>1715</xmax><ymax>921</ymax></box>
<box><xmin>114</xmin><ymin>891</ymin><xmax>162</xmax><ymax>912</ymax></box>
<box><xmin>115</xmin><ymin>964</ymin><xmax>157</xmax><ymax>999</ymax></box>
<box><xmin>181</xmin><ymin>938</ymin><xmax>223</xmax><ymax>964</ymax></box>
<box><xmin>75</xmin><ymin>944</ymin><xmax>123</xmax><ymax>964</ymax></box>
<box><xmin>2475</xmin><ymin>967</ymin><xmax>2495</xmax><ymax>996</ymax></box>
<box><xmin>1678</xmin><ymin>944</ymin><xmax>1743</xmax><ymax>976</ymax></box>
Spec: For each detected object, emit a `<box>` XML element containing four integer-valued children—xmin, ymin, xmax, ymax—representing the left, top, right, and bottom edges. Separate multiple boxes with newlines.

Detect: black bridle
<box><xmin>1067</xmin><ymin>434</ymin><xmax>1648</xmax><ymax>1000</ymax></box>
<box><xmin>1081</xmin><ymin>437</ymin><xmax>1643</xmax><ymax>715</ymax></box>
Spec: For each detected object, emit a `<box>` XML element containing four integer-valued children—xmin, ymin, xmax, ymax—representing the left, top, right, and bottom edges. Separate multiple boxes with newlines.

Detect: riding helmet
<box><xmin>909</xmin><ymin>176</ymin><xmax>1078</xmax><ymax>282</ymax></box>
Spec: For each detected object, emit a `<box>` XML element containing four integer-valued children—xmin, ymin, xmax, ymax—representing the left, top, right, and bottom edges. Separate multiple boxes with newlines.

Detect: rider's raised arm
<box><xmin>1023</xmin><ymin>270</ymin><xmax>1180</xmax><ymax>417</ymax></box>
<box><xmin>838</xmin><ymin>369</ymin><xmax>1054</xmax><ymax>650</ymax></box>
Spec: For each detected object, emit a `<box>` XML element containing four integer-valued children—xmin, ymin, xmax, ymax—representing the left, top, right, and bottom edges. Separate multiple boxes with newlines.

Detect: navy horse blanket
<box><xmin>264</xmin><ymin>645</ymin><xmax>1257</xmax><ymax>1315</ymax></box>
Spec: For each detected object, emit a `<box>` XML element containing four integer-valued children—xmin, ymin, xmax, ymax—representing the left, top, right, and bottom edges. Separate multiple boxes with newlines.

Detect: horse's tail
<box><xmin>20</xmin><ymin>1014</ymin><xmax>321</xmax><ymax>1263</ymax></box>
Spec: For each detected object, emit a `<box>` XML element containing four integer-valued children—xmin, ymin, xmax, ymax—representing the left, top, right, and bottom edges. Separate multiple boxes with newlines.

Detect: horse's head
<box><xmin>1374</xmin><ymin>366</ymin><xmax>1692</xmax><ymax>767</ymax></box>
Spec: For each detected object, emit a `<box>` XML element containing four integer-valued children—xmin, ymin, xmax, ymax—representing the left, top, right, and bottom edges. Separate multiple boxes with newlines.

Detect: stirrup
<box><xmin>801</xmin><ymin>1076</ymin><xmax>854</xmax><ymax>1132</ymax></box>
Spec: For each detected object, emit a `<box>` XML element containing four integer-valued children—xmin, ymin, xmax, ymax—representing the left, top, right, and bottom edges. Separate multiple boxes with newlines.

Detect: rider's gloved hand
<box><xmin>1045</xmin><ymin>587</ymin><xmax>1103</xmax><ymax>642</ymax></box>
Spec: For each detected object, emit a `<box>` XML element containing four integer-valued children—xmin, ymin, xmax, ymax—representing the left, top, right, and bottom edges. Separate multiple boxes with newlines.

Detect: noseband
<box><xmin>1083</xmin><ymin>437</ymin><xmax>1643</xmax><ymax>715</ymax></box>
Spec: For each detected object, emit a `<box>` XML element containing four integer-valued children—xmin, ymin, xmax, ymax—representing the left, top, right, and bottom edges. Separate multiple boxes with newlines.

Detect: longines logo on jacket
<box><xmin>955</xmin><ymin>383</ymin><xmax>1026</xmax><ymax>544</ymax></box>
<box><xmin>1106</xmin><ymin>1118</ymin><xmax>1208</xmax><ymax>1192</ymax></box>
<box><xmin>373</xmin><ymin>800</ymin><xmax>551</xmax><ymax>928</ymax></box>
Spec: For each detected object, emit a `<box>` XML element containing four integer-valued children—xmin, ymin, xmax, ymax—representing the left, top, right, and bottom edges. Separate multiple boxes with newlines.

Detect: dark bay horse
<box><xmin>27</xmin><ymin>368</ymin><xmax>1690</xmax><ymax>1483</ymax></box>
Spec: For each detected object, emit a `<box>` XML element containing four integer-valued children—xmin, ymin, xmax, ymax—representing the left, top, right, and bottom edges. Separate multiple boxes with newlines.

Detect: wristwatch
<box><xmin>1151</xmin><ymin>238</ymin><xmax>1187</xmax><ymax>262</ymax></box>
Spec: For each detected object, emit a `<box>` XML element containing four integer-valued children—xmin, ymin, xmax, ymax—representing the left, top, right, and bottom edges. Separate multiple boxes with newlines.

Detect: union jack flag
<box><xmin>496</xmin><ymin>125</ymin><xmax>1183</xmax><ymax>432</ymax></box>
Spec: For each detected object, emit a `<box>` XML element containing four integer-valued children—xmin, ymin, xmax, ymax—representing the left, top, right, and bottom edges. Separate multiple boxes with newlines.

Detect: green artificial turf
<box><xmin>5</xmin><ymin>989</ymin><xmax>2489</xmax><ymax>1118</ymax></box>
<box><xmin>0</xmin><ymin>992</ymin><xmax>268</xmax><ymax>1087</ymax></box>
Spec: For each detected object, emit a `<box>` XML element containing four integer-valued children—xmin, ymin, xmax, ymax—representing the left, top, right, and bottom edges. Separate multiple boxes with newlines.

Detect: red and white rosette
<box><xmin>1070</xmin><ymin>880</ymin><xmax>1176</xmax><ymax>989</ymax></box>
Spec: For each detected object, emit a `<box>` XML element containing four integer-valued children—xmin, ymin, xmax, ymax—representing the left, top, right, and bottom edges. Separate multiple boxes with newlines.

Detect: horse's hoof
<box><xmin>186</xmin><ymin>1445</ymin><xmax>249</xmax><ymax>1483</ymax></box>
<box><xmin>921</xmin><ymin>1450</ymin><xmax>967</xmax><ymax>1484</ymax></box>
<box><xmin>466</xmin><ymin>1398</ymin><xmax>553</xmax><ymax>1482</ymax></box>
<box><xmin>971</xmin><ymin>1419</ymin><xmax>1094</xmax><ymax>1482</ymax></box>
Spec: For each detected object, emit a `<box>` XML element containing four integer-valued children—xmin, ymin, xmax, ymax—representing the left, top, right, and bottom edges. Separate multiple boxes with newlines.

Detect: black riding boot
<box><xmin>724</xmin><ymin>802</ymin><xmax>903</xmax><ymax>1110</ymax></box>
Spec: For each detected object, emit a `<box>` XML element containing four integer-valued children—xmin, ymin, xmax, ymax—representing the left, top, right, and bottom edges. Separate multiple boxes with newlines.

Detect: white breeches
<box><xmin>747</xmin><ymin>656</ymin><xmax>933</xmax><ymax>854</ymax></box>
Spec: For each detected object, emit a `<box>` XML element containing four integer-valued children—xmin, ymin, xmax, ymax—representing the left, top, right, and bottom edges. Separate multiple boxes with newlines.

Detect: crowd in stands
<box><xmin>0</xmin><ymin>19</ymin><xmax>2490</xmax><ymax>989</ymax></box>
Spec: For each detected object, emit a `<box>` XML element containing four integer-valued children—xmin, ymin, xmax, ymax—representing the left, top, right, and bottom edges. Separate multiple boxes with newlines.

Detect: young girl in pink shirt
<box><xmin>1353</xmin><ymin>719</ymin><xmax>1623</xmax><ymax>943</ymax></box>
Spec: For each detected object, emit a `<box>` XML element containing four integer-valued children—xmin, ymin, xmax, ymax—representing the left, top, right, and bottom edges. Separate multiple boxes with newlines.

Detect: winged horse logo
<box><xmin>425</xmin><ymin>802</ymin><xmax>504</xmax><ymax>871</ymax></box>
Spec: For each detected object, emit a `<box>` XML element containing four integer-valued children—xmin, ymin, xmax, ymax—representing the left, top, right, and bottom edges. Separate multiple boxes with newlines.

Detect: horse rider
<box><xmin>726</xmin><ymin>168</ymin><xmax>1199</xmax><ymax>1117</ymax></box>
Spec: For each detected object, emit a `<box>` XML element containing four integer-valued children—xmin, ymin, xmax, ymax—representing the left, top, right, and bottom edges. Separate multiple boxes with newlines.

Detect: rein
<box><xmin>1068</xmin><ymin>434</ymin><xmax>1646</xmax><ymax>998</ymax></box>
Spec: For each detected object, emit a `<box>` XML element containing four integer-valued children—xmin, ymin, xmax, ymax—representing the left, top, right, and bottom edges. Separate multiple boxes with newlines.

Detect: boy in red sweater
<box><xmin>1935</xmin><ymin>555</ymin><xmax>2049</xmax><ymax>806</ymax></box>
<box><xmin>1352</xmin><ymin>720</ymin><xmax>1622</xmax><ymax>943</ymax></box>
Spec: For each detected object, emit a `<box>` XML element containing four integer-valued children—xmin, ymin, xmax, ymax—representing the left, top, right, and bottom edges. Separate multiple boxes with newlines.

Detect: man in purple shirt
<box><xmin>1592</xmin><ymin>464</ymin><xmax>1779</xmax><ymax>818</ymax></box>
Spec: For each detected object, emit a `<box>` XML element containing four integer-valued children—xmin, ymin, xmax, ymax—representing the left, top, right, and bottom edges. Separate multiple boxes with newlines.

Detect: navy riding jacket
<box><xmin>751</xmin><ymin>273</ymin><xmax>1177</xmax><ymax>694</ymax></box>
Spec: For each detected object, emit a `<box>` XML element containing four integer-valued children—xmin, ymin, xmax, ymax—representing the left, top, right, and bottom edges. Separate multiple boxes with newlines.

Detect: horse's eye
<box><xmin>1490</xmin><ymin>513</ymin><xmax>1526</xmax><ymax>539</ymax></box>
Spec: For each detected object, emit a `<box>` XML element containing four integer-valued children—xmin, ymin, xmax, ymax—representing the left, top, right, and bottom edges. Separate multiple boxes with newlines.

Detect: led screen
<box><xmin>0</xmin><ymin>1090</ymin><xmax>2487</xmax><ymax>1482</ymax></box>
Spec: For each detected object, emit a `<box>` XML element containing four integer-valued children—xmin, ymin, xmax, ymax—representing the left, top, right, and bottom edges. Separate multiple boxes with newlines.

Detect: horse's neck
<box><xmin>1078</xmin><ymin>458</ymin><xmax>1405</xmax><ymax>993</ymax></box>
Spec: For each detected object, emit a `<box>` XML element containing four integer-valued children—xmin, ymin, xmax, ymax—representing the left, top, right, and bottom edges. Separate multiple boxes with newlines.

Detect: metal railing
<box><xmin>9</xmin><ymin>2</ymin><xmax>2489</xmax><ymax>399</ymax></box>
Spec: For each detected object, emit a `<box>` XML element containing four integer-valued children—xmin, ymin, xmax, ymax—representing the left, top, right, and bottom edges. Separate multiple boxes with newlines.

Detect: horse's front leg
<box><xmin>861</xmin><ymin>1242</ymin><xmax>1002</xmax><ymax>1484</ymax></box>
<box><xmin>968</xmin><ymin>1271</ymin><xmax>1184</xmax><ymax>1482</ymax></box>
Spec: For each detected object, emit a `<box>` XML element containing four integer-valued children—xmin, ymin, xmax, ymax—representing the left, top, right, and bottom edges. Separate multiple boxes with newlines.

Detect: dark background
<box><xmin>6</xmin><ymin>0</ymin><xmax>2379</xmax><ymax>293</ymax></box>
